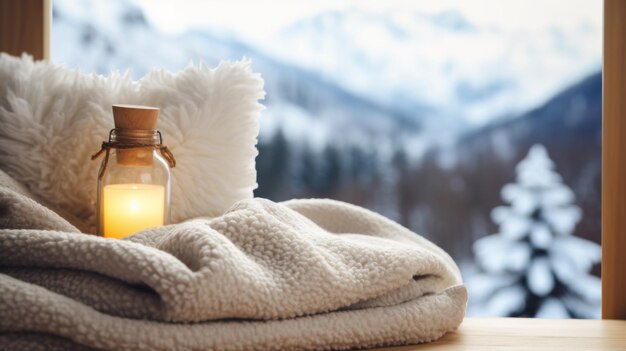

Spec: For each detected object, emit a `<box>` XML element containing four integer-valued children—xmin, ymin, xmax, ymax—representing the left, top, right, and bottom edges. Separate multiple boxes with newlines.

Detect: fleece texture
<box><xmin>0</xmin><ymin>170</ymin><xmax>79</xmax><ymax>233</ymax></box>
<box><xmin>0</xmin><ymin>53</ymin><xmax>265</xmax><ymax>233</ymax></box>
<box><xmin>0</xmin><ymin>173</ymin><xmax>467</xmax><ymax>350</ymax></box>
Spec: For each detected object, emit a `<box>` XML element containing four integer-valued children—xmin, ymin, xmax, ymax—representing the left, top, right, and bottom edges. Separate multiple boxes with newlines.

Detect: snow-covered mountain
<box><xmin>262</xmin><ymin>9</ymin><xmax>600</xmax><ymax>129</ymax></box>
<box><xmin>53</xmin><ymin>0</ymin><xmax>601</xmax><ymax>156</ymax></box>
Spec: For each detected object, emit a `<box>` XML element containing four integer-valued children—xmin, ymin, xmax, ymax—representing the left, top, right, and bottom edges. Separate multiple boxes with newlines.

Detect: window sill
<box><xmin>374</xmin><ymin>317</ymin><xmax>626</xmax><ymax>350</ymax></box>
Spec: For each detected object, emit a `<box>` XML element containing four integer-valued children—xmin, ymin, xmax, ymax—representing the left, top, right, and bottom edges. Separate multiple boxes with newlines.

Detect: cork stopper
<box><xmin>113</xmin><ymin>104</ymin><xmax>159</xmax><ymax>130</ymax></box>
<box><xmin>112</xmin><ymin>105</ymin><xmax>160</xmax><ymax>166</ymax></box>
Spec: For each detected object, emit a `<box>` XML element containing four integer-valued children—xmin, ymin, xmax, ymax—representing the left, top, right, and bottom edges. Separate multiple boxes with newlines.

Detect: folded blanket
<box><xmin>0</xmin><ymin>171</ymin><xmax>467</xmax><ymax>350</ymax></box>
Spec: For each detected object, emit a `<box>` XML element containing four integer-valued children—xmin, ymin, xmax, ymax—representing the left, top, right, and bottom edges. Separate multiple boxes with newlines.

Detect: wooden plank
<box><xmin>373</xmin><ymin>318</ymin><xmax>626</xmax><ymax>351</ymax></box>
<box><xmin>602</xmin><ymin>0</ymin><xmax>626</xmax><ymax>320</ymax></box>
<box><xmin>0</xmin><ymin>0</ymin><xmax>51</xmax><ymax>60</ymax></box>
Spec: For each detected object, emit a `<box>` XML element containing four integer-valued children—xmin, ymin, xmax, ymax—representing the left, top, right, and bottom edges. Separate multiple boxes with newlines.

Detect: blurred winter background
<box><xmin>52</xmin><ymin>0</ymin><xmax>602</xmax><ymax>318</ymax></box>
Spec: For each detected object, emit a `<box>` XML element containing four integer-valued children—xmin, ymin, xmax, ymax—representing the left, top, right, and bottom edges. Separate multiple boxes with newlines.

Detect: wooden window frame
<box><xmin>601</xmin><ymin>0</ymin><xmax>626</xmax><ymax>320</ymax></box>
<box><xmin>0</xmin><ymin>0</ymin><xmax>624</xmax><ymax>320</ymax></box>
<box><xmin>0</xmin><ymin>0</ymin><xmax>50</xmax><ymax>61</ymax></box>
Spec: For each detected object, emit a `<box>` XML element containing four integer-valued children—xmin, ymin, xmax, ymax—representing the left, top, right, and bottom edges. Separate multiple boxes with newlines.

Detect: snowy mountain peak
<box><xmin>261</xmin><ymin>7</ymin><xmax>600</xmax><ymax>129</ymax></box>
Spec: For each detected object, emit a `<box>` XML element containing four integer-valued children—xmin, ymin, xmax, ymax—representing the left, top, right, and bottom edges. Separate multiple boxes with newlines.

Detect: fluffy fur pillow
<box><xmin>0</xmin><ymin>54</ymin><xmax>264</xmax><ymax>233</ymax></box>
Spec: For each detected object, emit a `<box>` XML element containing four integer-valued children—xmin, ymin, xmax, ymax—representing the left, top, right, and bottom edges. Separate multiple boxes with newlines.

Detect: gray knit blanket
<box><xmin>0</xmin><ymin>170</ymin><xmax>466</xmax><ymax>350</ymax></box>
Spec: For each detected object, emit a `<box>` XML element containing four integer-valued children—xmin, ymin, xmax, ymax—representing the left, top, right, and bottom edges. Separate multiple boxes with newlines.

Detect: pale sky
<box><xmin>136</xmin><ymin>0</ymin><xmax>602</xmax><ymax>40</ymax></box>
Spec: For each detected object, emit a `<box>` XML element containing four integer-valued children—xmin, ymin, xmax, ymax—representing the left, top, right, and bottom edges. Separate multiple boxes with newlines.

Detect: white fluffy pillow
<box><xmin>0</xmin><ymin>54</ymin><xmax>264</xmax><ymax>233</ymax></box>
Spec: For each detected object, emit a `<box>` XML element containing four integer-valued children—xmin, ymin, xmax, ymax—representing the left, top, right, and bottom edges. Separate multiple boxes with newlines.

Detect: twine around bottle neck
<box><xmin>91</xmin><ymin>128</ymin><xmax>176</xmax><ymax>179</ymax></box>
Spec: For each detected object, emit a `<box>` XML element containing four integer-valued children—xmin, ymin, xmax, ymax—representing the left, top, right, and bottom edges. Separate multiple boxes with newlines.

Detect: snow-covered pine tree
<box><xmin>469</xmin><ymin>144</ymin><xmax>601</xmax><ymax>318</ymax></box>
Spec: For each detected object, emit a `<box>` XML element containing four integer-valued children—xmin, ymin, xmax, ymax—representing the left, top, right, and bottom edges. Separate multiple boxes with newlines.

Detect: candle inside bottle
<box><xmin>102</xmin><ymin>183</ymin><xmax>165</xmax><ymax>239</ymax></box>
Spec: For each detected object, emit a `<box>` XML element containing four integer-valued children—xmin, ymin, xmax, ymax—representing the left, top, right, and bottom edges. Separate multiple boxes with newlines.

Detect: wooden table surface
<box><xmin>374</xmin><ymin>317</ymin><xmax>626</xmax><ymax>351</ymax></box>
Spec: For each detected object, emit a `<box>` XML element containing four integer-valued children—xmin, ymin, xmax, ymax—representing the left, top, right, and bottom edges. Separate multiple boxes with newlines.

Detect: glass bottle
<box><xmin>96</xmin><ymin>105</ymin><xmax>171</xmax><ymax>239</ymax></box>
